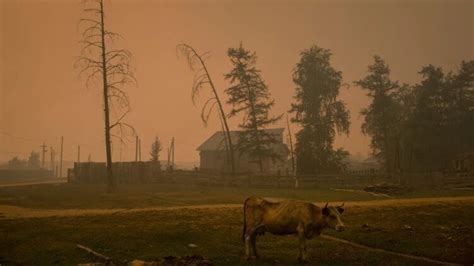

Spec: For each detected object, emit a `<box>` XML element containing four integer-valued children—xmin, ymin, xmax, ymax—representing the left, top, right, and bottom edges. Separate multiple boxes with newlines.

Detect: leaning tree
<box><xmin>176</xmin><ymin>44</ymin><xmax>236</xmax><ymax>175</ymax></box>
<box><xmin>75</xmin><ymin>0</ymin><xmax>136</xmax><ymax>192</ymax></box>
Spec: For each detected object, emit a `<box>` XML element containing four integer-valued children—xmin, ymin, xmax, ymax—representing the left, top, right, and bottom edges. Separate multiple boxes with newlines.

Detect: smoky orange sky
<box><xmin>1</xmin><ymin>0</ymin><xmax>473</xmax><ymax>165</ymax></box>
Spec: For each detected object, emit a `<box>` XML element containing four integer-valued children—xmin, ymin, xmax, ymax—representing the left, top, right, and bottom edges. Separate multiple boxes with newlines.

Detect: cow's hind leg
<box><xmin>297</xmin><ymin>225</ymin><xmax>307</xmax><ymax>262</ymax></box>
<box><xmin>250</xmin><ymin>231</ymin><xmax>258</xmax><ymax>259</ymax></box>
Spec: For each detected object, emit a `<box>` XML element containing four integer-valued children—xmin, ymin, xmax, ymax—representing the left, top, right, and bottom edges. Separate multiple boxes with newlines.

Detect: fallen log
<box><xmin>77</xmin><ymin>244</ymin><xmax>112</xmax><ymax>263</ymax></box>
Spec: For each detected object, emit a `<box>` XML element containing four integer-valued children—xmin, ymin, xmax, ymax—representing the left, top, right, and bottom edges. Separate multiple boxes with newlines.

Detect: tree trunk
<box><xmin>218</xmin><ymin>103</ymin><xmax>236</xmax><ymax>175</ymax></box>
<box><xmin>199</xmin><ymin>57</ymin><xmax>236</xmax><ymax>175</ymax></box>
<box><xmin>99</xmin><ymin>0</ymin><xmax>115</xmax><ymax>193</ymax></box>
<box><xmin>246</xmin><ymin>85</ymin><xmax>264</xmax><ymax>173</ymax></box>
<box><xmin>178</xmin><ymin>44</ymin><xmax>236</xmax><ymax>175</ymax></box>
<box><xmin>286</xmin><ymin>116</ymin><xmax>297</xmax><ymax>188</ymax></box>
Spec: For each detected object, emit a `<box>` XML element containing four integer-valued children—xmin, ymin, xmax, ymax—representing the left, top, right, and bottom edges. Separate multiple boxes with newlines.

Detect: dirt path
<box><xmin>1</xmin><ymin>196</ymin><xmax>473</xmax><ymax>219</ymax></box>
<box><xmin>321</xmin><ymin>235</ymin><xmax>460</xmax><ymax>266</ymax></box>
<box><xmin>330</xmin><ymin>188</ymin><xmax>394</xmax><ymax>198</ymax></box>
<box><xmin>0</xmin><ymin>178</ymin><xmax>67</xmax><ymax>188</ymax></box>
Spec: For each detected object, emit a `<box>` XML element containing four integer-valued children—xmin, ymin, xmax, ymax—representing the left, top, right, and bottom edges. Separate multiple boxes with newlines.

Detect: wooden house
<box><xmin>197</xmin><ymin>128</ymin><xmax>289</xmax><ymax>173</ymax></box>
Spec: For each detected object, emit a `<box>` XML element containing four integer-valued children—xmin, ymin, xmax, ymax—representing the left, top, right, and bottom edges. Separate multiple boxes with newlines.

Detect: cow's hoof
<box><xmin>297</xmin><ymin>257</ymin><xmax>308</xmax><ymax>263</ymax></box>
<box><xmin>246</xmin><ymin>256</ymin><xmax>258</xmax><ymax>261</ymax></box>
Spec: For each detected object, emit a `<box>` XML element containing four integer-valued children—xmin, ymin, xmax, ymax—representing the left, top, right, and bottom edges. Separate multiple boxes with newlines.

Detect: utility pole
<box><xmin>77</xmin><ymin>145</ymin><xmax>81</xmax><ymax>164</ymax></box>
<box><xmin>88</xmin><ymin>154</ymin><xmax>92</xmax><ymax>162</ymax></box>
<box><xmin>171</xmin><ymin>137</ymin><xmax>175</xmax><ymax>168</ymax></box>
<box><xmin>138</xmin><ymin>138</ymin><xmax>142</xmax><ymax>161</ymax></box>
<box><xmin>50</xmin><ymin>146</ymin><xmax>55</xmax><ymax>172</ymax></box>
<box><xmin>167</xmin><ymin>146</ymin><xmax>170</xmax><ymax>169</ymax></box>
<box><xmin>135</xmin><ymin>135</ymin><xmax>139</xmax><ymax>162</ymax></box>
<box><xmin>40</xmin><ymin>143</ymin><xmax>48</xmax><ymax>169</ymax></box>
<box><xmin>167</xmin><ymin>137</ymin><xmax>174</xmax><ymax>171</ymax></box>
<box><xmin>59</xmin><ymin>136</ymin><xmax>63</xmax><ymax>178</ymax></box>
<box><xmin>168</xmin><ymin>137</ymin><xmax>175</xmax><ymax>170</ymax></box>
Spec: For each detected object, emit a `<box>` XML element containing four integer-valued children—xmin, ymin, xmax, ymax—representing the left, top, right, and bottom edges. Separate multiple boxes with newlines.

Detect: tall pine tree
<box><xmin>225</xmin><ymin>43</ymin><xmax>282</xmax><ymax>172</ymax></box>
<box><xmin>354</xmin><ymin>55</ymin><xmax>403</xmax><ymax>176</ymax></box>
<box><xmin>150</xmin><ymin>135</ymin><xmax>162</xmax><ymax>163</ymax></box>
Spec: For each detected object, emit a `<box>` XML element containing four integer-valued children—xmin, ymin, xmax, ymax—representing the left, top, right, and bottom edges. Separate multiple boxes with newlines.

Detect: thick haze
<box><xmin>1</xmin><ymin>0</ymin><xmax>473</xmax><ymax>164</ymax></box>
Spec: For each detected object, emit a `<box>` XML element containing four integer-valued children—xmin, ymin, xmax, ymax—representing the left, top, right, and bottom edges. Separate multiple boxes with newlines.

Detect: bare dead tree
<box><xmin>176</xmin><ymin>44</ymin><xmax>235</xmax><ymax>175</ymax></box>
<box><xmin>75</xmin><ymin>0</ymin><xmax>136</xmax><ymax>192</ymax></box>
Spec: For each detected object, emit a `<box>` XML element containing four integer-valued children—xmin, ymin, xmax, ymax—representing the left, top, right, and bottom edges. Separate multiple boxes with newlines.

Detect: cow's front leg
<box><xmin>245</xmin><ymin>233</ymin><xmax>251</xmax><ymax>259</ymax></box>
<box><xmin>250</xmin><ymin>230</ymin><xmax>259</xmax><ymax>259</ymax></box>
<box><xmin>297</xmin><ymin>225</ymin><xmax>307</xmax><ymax>262</ymax></box>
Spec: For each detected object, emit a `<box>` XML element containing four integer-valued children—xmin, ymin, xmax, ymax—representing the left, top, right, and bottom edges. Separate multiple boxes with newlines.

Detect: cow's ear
<box><xmin>337</xmin><ymin>206</ymin><xmax>344</xmax><ymax>214</ymax></box>
<box><xmin>322</xmin><ymin>203</ymin><xmax>329</xmax><ymax>216</ymax></box>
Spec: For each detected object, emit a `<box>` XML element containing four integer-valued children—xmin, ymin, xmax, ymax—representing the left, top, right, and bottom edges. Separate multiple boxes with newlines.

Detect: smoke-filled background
<box><xmin>1</xmin><ymin>0</ymin><xmax>473</xmax><ymax>164</ymax></box>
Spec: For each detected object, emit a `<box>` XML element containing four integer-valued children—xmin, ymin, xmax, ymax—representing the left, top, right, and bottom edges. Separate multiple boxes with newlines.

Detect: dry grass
<box><xmin>1</xmin><ymin>182</ymin><xmax>474</xmax><ymax>210</ymax></box>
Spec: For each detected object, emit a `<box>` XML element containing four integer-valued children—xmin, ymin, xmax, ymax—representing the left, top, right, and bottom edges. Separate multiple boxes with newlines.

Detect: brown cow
<box><xmin>242</xmin><ymin>196</ymin><xmax>345</xmax><ymax>261</ymax></box>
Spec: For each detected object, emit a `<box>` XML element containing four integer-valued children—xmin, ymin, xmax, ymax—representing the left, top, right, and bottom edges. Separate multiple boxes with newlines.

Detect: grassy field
<box><xmin>1</xmin><ymin>201</ymin><xmax>473</xmax><ymax>265</ymax></box>
<box><xmin>1</xmin><ymin>182</ymin><xmax>474</xmax><ymax>210</ymax></box>
<box><xmin>0</xmin><ymin>183</ymin><xmax>377</xmax><ymax>210</ymax></box>
<box><xmin>0</xmin><ymin>182</ymin><xmax>473</xmax><ymax>265</ymax></box>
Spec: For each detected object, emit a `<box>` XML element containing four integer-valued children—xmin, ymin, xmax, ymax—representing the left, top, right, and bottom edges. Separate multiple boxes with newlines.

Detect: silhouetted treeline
<box><xmin>356</xmin><ymin>57</ymin><xmax>474</xmax><ymax>175</ymax></box>
<box><xmin>7</xmin><ymin>152</ymin><xmax>40</xmax><ymax>169</ymax></box>
<box><xmin>289</xmin><ymin>45</ymin><xmax>472</xmax><ymax>176</ymax></box>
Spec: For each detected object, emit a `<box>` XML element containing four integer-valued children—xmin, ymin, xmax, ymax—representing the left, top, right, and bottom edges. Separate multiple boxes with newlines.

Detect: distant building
<box><xmin>449</xmin><ymin>152</ymin><xmax>474</xmax><ymax>175</ymax></box>
<box><xmin>344</xmin><ymin>155</ymin><xmax>381</xmax><ymax>174</ymax></box>
<box><xmin>197</xmin><ymin>128</ymin><xmax>289</xmax><ymax>173</ymax></box>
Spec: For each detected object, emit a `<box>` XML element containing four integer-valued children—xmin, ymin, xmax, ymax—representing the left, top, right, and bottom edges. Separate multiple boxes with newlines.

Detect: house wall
<box><xmin>199</xmin><ymin>151</ymin><xmax>228</xmax><ymax>171</ymax></box>
<box><xmin>198</xmin><ymin>129</ymin><xmax>290</xmax><ymax>173</ymax></box>
<box><xmin>200</xmin><ymin>149</ymin><xmax>289</xmax><ymax>173</ymax></box>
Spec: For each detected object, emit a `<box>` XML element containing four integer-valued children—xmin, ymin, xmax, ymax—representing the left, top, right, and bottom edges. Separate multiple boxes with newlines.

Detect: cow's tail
<box><xmin>242</xmin><ymin>197</ymin><xmax>250</xmax><ymax>244</ymax></box>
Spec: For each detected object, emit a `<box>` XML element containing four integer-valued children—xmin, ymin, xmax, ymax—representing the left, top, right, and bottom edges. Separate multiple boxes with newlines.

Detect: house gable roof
<box><xmin>196</xmin><ymin>128</ymin><xmax>285</xmax><ymax>151</ymax></box>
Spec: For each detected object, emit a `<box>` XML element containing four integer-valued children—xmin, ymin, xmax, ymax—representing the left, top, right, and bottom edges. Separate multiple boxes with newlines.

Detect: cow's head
<box><xmin>322</xmin><ymin>202</ymin><xmax>345</xmax><ymax>232</ymax></box>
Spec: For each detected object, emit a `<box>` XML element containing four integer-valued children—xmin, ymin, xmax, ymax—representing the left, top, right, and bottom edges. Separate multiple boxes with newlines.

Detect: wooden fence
<box><xmin>68</xmin><ymin>162</ymin><xmax>161</xmax><ymax>184</ymax></box>
<box><xmin>68</xmin><ymin>164</ymin><xmax>473</xmax><ymax>189</ymax></box>
<box><xmin>0</xmin><ymin>169</ymin><xmax>54</xmax><ymax>182</ymax></box>
<box><xmin>157</xmin><ymin>170</ymin><xmax>473</xmax><ymax>189</ymax></box>
<box><xmin>150</xmin><ymin>170</ymin><xmax>383</xmax><ymax>189</ymax></box>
